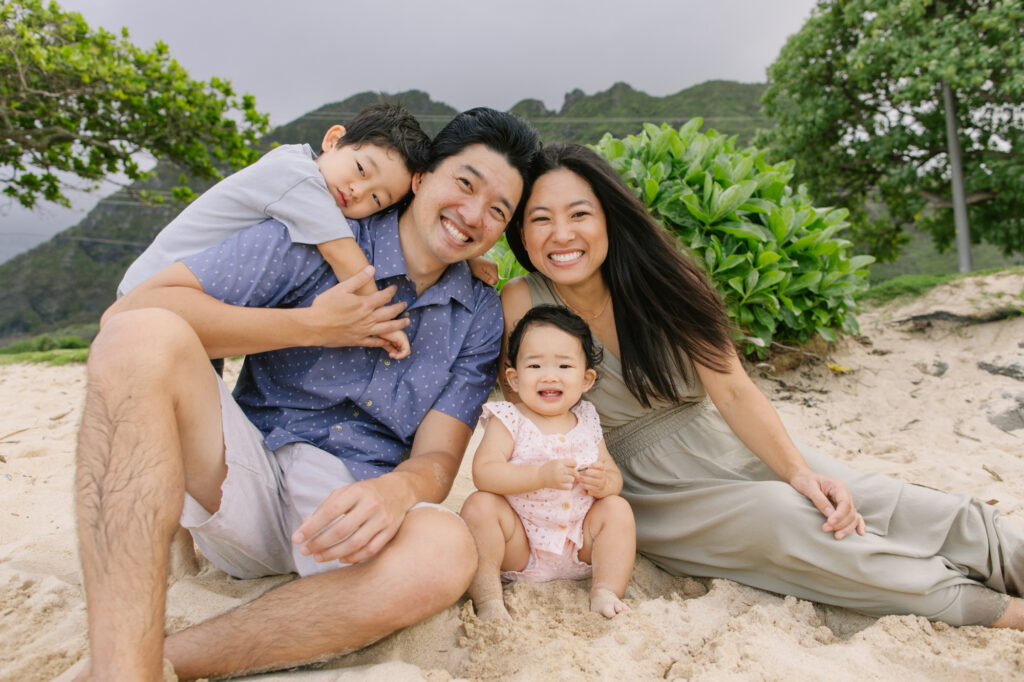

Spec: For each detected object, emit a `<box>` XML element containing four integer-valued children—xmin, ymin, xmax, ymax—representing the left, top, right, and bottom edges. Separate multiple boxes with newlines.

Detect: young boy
<box><xmin>118</xmin><ymin>103</ymin><xmax>496</xmax><ymax>359</ymax></box>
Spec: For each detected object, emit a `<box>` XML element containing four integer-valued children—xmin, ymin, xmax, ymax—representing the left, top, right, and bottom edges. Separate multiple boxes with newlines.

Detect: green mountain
<box><xmin>0</xmin><ymin>81</ymin><xmax>771</xmax><ymax>343</ymax></box>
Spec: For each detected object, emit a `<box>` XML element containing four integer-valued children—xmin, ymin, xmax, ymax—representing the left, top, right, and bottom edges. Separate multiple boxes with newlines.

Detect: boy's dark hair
<box><xmin>427</xmin><ymin>107</ymin><xmax>541</xmax><ymax>217</ymax></box>
<box><xmin>336</xmin><ymin>103</ymin><xmax>431</xmax><ymax>173</ymax></box>
<box><xmin>506</xmin><ymin>305</ymin><xmax>603</xmax><ymax>372</ymax></box>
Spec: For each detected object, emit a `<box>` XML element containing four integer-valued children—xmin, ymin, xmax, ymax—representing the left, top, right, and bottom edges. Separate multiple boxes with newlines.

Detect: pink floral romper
<box><xmin>480</xmin><ymin>400</ymin><xmax>603</xmax><ymax>583</ymax></box>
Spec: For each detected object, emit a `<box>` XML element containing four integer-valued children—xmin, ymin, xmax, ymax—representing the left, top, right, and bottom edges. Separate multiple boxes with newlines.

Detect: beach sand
<box><xmin>2</xmin><ymin>271</ymin><xmax>1023</xmax><ymax>681</ymax></box>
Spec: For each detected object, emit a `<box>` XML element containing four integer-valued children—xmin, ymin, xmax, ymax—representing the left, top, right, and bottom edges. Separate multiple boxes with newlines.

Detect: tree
<box><xmin>759</xmin><ymin>0</ymin><xmax>1024</xmax><ymax>262</ymax></box>
<box><xmin>0</xmin><ymin>0</ymin><xmax>269</xmax><ymax>209</ymax></box>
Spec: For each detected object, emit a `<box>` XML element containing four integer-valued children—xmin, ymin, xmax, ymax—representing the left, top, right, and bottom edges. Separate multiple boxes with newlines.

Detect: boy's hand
<box><xmin>578</xmin><ymin>462</ymin><xmax>607</xmax><ymax>496</ymax></box>
<box><xmin>378</xmin><ymin>329</ymin><xmax>411</xmax><ymax>360</ymax></box>
<box><xmin>539</xmin><ymin>458</ymin><xmax>578</xmax><ymax>491</ymax></box>
<box><xmin>468</xmin><ymin>256</ymin><xmax>499</xmax><ymax>287</ymax></box>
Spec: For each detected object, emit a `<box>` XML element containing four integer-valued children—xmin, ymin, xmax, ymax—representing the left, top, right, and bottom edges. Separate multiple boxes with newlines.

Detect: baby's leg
<box><xmin>579</xmin><ymin>495</ymin><xmax>636</xmax><ymax>618</ymax></box>
<box><xmin>460</xmin><ymin>491</ymin><xmax>530</xmax><ymax>622</ymax></box>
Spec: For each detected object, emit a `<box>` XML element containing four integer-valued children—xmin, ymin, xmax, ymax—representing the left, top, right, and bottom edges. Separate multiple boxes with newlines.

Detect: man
<box><xmin>74</xmin><ymin>107</ymin><xmax>540</xmax><ymax>680</ymax></box>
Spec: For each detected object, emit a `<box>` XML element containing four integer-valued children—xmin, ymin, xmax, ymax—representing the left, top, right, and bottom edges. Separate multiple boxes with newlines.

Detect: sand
<box><xmin>2</xmin><ymin>270</ymin><xmax>1023</xmax><ymax>681</ymax></box>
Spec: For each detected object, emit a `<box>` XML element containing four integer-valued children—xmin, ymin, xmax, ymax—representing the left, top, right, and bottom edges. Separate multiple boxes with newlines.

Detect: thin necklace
<box><xmin>552</xmin><ymin>282</ymin><xmax>611</xmax><ymax>322</ymax></box>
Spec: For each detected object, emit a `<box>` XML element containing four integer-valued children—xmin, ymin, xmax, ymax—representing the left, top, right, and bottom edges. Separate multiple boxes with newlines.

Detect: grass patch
<box><xmin>857</xmin><ymin>265</ymin><xmax>1023</xmax><ymax>306</ymax></box>
<box><xmin>0</xmin><ymin>348</ymin><xmax>89</xmax><ymax>366</ymax></box>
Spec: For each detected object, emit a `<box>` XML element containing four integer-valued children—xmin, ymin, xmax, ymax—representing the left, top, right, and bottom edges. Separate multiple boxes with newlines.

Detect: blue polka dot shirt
<box><xmin>183</xmin><ymin>211</ymin><xmax>502</xmax><ymax>480</ymax></box>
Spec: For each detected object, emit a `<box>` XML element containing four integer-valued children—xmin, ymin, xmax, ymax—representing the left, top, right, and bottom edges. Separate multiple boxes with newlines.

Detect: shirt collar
<box><xmin>361</xmin><ymin>210</ymin><xmax>478</xmax><ymax>310</ymax></box>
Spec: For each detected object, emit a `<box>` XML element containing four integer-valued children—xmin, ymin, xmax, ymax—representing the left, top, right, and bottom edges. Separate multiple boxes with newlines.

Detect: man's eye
<box><xmin>458</xmin><ymin>177</ymin><xmax>472</xmax><ymax>190</ymax></box>
<box><xmin>492</xmin><ymin>206</ymin><xmax>507</xmax><ymax>222</ymax></box>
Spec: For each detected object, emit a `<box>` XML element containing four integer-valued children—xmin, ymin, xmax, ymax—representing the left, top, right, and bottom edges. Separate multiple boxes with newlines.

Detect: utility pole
<box><xmin>942</xmin><ymin>81</ymin><xmax>972</xmax><ymax>274</ymax></box>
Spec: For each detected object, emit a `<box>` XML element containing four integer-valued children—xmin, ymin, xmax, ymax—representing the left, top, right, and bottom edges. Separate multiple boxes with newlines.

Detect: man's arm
<box><xmin>105</xmin><ymin>262</ymin><xmax>409</xmax><ymax>359</ymax></box>
<box><xmin>291</xmin><ymin>409</ymin><xmax>472</xmax><ymax>565</ymax></box>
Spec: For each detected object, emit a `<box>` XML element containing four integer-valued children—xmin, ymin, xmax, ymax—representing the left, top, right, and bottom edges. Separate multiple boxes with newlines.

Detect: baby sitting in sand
<box><xmin>461</xmin><ymin>305</ymin><xmax>636</xmax><ymax>620</ymax></box>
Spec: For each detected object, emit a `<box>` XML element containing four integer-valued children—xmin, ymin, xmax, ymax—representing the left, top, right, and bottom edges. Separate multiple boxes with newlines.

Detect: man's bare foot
<box><xmin>590</xmin><ymin>588</ymin><xmax>629</xmax><ymax>618</ymax></box>
<box><xmin>474</xmin><ymin>598</ymin><xmax>513</xmax><ymax>622</ymax></box>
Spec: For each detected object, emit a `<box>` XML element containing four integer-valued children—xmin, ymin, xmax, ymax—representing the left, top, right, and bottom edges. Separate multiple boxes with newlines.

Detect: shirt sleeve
<box><xmin>252</xmin><ymin>146</ymin><xmax>355</xmax><ymax>246</ymax></box>
<box><xmin>182</xmin><ymin>219</ymin><xmax>331</xmax><ymax>308</ymax></box>
<box><xmin>429</xmin><ymin>286</ymin><xmax>503</xmax><ymax>427</ymax></box>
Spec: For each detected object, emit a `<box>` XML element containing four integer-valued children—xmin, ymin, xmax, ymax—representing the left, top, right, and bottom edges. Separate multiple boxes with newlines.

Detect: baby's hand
<box><xmin>578</xmin><ymin>462</ymin><xmax>607</xmax><ymax>496</ymax></box>
<box><xmin>468</xmin><ymin>256</ymin><xmax>499</xmax><ymax>287</ymax></box>
<box><xmin>378</xmin><ymin>329</ymin><xmax>411</xmax><ymax>360</ymax></box>
<box><xmin>539</xmin><ymin>458</ymin><xmax>578</xmax><ymax>491</ymax></box>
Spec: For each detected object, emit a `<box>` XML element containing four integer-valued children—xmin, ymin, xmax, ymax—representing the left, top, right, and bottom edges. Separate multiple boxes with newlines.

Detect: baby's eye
<box><xmin>526</xmin><ymin>363</ymin><xmax>541</xmax><ymax>369</ymax></box>
<box><xmin>357</xmin><ymin>162</ymin><xmax>366</xmax><ymax>177</ymax></box>
<box><xmin>559</xmin><ymin>364</ymin><xmax>574</xmax><ymax>369</ymax></box>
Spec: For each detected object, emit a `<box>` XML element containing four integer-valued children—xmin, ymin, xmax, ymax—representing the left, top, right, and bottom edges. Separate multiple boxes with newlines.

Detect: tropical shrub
<box><xmin>594</xmin><ymin>119</ymin><xmax>873</xmax><ymax>355</ymax></box>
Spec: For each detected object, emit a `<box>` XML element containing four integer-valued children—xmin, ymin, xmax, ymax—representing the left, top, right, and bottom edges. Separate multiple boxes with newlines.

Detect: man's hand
<box><xmin>303</xmin><ymin>266</ymin><xmax>411</xmax><ymax>348</ymax></box>
<box><xmin>788</xmin><ymin>470</ymin><xmax>866</xmax><ymax>540</ymax></box>
<box><xmin>291</xmin><ymin>476</ymin><xmax>406</xmax><ymax>565</ymax></box>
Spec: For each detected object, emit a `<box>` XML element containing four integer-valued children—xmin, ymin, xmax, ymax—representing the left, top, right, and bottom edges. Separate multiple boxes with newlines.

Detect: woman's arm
<box><xmin>696</xmin><ymin>350</ymin><xmax>865</xmax><ymax>540</ymax></box>
<box><xmin>472</xmin><ymin>418</ymin><xmax>577</xmax><ymax>495</ymax></box>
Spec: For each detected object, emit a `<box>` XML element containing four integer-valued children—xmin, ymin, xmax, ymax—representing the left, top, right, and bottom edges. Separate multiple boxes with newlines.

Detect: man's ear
<box><xmin>321</xmin><ymin>125</ymin><xmax>346</xmax><ymax>153</ymax></box>
<box><xmin>410</xmin><ymin>171</ymin><xmax>424</xmax><ymax>194</ymax></box>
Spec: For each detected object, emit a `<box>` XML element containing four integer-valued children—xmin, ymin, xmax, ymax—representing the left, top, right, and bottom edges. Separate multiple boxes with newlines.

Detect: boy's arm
<box><xmin>317</xmin><ymin>237</ymin><xmax>379</xmax><ymax>296</ymax></box>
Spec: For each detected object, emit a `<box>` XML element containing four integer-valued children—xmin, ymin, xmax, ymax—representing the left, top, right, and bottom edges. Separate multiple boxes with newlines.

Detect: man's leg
<box><xmin>75</xmin><ymin>309</ymin><xmax>227</xmax><ymax>680</ymax></box>
<box><xmin>163</xmin><ymin>506</ymin><xmax>477</xmax><ymax>679</ymax></box>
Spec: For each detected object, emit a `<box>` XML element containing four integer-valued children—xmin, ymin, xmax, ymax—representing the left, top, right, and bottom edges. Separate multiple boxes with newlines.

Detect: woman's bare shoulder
<box><xmin>500</xmin><ymin>276</ymin><xmax>533</xmax><ymax>321</ymax></box>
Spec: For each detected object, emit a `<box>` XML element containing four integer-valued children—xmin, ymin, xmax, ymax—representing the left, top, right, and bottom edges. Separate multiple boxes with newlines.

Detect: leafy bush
<box><xmin>593</xmin><ymin>119</ymin><xmax>873</xmax><ymax>355</ymax></box>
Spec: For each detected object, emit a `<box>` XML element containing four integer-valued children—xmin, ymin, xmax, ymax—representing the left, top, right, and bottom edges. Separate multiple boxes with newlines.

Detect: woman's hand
<box><xmin>788</xmin><ymin>470</ymin><xmax>865</xmax><ymax>540</ymax></box>
<box><xmin>539</xmin><ymin>458</ymin><xmax>578</xmax><ymax>490</ymax></box>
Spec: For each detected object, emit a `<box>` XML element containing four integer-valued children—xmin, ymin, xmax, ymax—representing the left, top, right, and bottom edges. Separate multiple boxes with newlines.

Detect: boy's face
<box><xmin>317</xmin><ymin>125</ymin><xmax>413</xmax><ymax>219</ymax></box>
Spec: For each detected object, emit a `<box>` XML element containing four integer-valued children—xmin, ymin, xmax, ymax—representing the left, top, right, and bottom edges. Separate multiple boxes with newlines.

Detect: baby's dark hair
<box><xmin>506</xmin><ymin>305</ymin><xmax>603</xmax><ymax>371</ymax></box>
<box><xmin>335</xmin><ymin>103</ymin><xmax>431</xmax><ymax>173</ymax></box>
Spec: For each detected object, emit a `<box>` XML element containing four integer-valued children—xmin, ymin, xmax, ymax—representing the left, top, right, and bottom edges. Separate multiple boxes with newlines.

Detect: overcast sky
<box><xmin>1</xmin><ymin>0</ymin><xmax>821</xmax><ymax>262</ymax></box>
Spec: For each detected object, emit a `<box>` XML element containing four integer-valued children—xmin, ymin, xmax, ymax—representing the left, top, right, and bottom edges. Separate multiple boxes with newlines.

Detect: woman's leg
<box><xmin>460</xmin><ymin>491</ymin><xmax>530</xmax><ymax>621</ymax></box>
<box><xmin>579</xmin><ymin>495</ymin><xmax>636</xmax><ymax>617</ymax></box>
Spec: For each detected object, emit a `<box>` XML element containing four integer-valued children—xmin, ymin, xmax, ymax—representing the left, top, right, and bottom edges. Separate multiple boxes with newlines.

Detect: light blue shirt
<box><xmin>183</xmin><ymin>210</ymin><xmax>502</xmax><ymax>480</ymax></box>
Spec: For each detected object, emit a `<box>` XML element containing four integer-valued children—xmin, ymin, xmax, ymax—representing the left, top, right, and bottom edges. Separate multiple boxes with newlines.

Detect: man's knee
<box><xmin>399</xmin><ymin>506</ymin><xmax>477</xmax><ymax>597</ymax></box>
<box><xmin>90</xmin><ymin>308</ymin><xmax>202</xmax><ymax>380</ymax></box>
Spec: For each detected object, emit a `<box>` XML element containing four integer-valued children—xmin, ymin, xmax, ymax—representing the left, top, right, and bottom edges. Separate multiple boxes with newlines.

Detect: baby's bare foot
<box><xmin>475</xmin><ymin>598</ymin><xmax>513</xmax><ymax>622</ymax></box>
<box><xmin>590</xmin><ymin>588</ymin><xmax>629</xmax><ymax>618</ymax></box>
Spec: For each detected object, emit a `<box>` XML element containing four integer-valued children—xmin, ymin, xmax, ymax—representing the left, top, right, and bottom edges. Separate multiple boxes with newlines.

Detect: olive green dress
<box><xmin>526</xmin><ymin>273</ymin><xmax>1020</xmax><ymax>625</ymax></box>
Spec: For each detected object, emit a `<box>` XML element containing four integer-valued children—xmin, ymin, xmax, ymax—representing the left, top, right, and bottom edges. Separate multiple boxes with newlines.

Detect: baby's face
<box><xmin>317</xmin><ymin>143</ymin><xmax>412</xmax><ymax>219</ymax></box>
<box><xmin>506</xmin><ymin>323</ymin><xmax>596</xmax><ymax>418</ymax></box>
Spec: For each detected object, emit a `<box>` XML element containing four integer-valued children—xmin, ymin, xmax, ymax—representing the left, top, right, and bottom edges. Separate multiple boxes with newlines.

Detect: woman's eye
<box><xmin>572</xmin><ymin>211</ymin><xmax>589</xmax><ymax>219</ymax></box>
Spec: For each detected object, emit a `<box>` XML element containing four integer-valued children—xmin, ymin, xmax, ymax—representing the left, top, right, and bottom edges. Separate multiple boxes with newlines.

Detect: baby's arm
<box><xmin>317</xmin><ymin>238</ymin><xmax>410</xmax><ymax>360</ymax></box>
<box><xmin>578</xmin><ymin>439</ymin><xmax>624</xmax><ymax>498</ymax></box>
<box><xmin>472</xmin><ymin>419</ymin><xmax>577</xmax><ymax>494</ymax></box>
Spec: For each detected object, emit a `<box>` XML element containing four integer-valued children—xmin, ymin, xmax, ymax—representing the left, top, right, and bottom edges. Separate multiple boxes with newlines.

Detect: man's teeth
<box><xmin>550</xmin><ymin>251</ymin><xmax>583</xmax><ymax>262</ymax></box>
<box><xmin>442</xmin><ymin>219</ymin><xmax>470</xmax><ymax>243</ymax></box>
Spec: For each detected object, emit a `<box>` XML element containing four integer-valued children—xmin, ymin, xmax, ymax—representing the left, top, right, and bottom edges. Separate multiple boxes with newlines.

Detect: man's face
<box><xmin>406</xmin><ymin>144</ymin><xmax>523</xmax><ymax>267</ymax></box>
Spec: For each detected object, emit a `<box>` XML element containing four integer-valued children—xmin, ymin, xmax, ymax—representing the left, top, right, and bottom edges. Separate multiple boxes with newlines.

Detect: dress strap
<box><xmin>604</xmin><ymin>399</ymin><xmax>710</xmax><ymax>466</ymax></box>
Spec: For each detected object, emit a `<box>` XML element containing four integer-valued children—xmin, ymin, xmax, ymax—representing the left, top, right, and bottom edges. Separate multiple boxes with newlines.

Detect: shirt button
<box><xmin>558</xmin><ymin>436</ymin><xmax>566</xmax><ymax>442</ymax></box>
<box><xmin>562</xmin><ymin>502</ymin><xmax>570</xmax><ymax>510</ymax></box>
<box><xmin>364</xmin><ymin>399</ymin><xmax>373</xmax><ymax>407</ymax></box>
<box><xmin>333</xmin><ymin>425</ymin><xmax>343</xmax><ymax>432</ymax></box>
<box><xmin>352</xmin><ymin>408</ymin><xmax>360</xmax><ymax>417</ymax></box>
<box><xmin>383</xmin><ymin>359</ymin><xmax>391</xmax><ymax>366</ymax></box>
<box><xmin>401</xmin><ymin>312</ymin><xmax>410</xmax><ymax>318</ymax></box>
<box><xmin>558</xmin><ymin>524</ymin><xmax>567</xmax><ymax>530</ymax></box>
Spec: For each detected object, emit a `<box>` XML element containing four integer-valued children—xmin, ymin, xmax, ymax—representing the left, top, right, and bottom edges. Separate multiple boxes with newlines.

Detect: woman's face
<box><xmin>522</xmin><ymin>169</ymin><xmax>608</xmax><ymax>285</ymax></box>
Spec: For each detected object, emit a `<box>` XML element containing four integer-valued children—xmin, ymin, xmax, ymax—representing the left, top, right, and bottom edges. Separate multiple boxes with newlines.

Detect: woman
<box><xmin>499</xmin><ymin>143</ymin><xmax>1024</xmax><ymax>628</ymax></box>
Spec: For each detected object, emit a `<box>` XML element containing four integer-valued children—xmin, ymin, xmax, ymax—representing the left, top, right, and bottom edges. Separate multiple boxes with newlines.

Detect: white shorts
<box><xmin>180</xmin><ymin>377</ymin><xmax>454</xmax><ymax>579</ymax></box>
